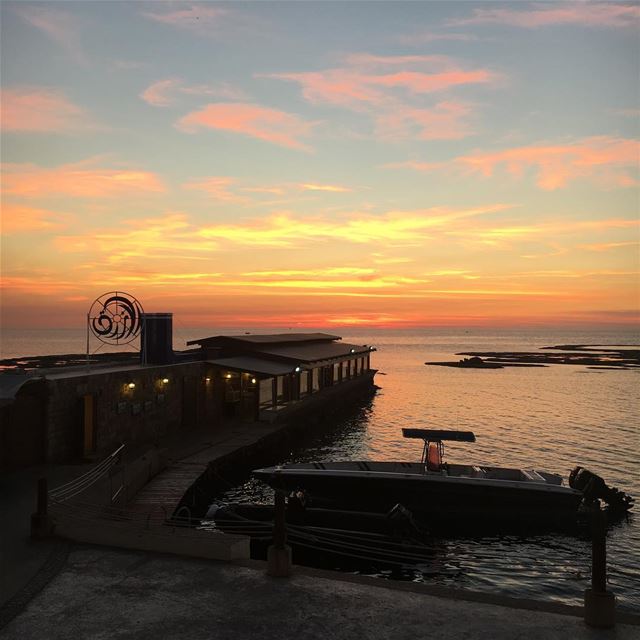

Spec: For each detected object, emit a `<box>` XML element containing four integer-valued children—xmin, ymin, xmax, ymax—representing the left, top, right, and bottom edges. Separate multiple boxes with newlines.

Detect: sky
<box><xmin>1</xmin><ymin>1</ymin><xmax>639</xmax><ymax>330</ymax></box>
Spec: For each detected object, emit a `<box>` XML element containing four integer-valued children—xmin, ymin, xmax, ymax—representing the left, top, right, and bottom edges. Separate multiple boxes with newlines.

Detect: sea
<box><xmin>2</xmin><ymin>326</ymin><xmax>639</xmax><ymax>612</ymax></box>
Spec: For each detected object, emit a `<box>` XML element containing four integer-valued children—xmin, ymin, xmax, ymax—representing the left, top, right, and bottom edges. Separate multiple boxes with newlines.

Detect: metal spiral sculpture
<box><xmin>88</xmin><ymin>292</ymin><xmax>144</xmax><ymax>345</ymax></box>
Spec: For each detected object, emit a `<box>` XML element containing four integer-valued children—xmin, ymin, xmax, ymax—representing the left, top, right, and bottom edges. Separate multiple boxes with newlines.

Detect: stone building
<box><xmin>0</xmin><ymin>331</ymin><xmax>376</xmax><ymax>471</ymax></box>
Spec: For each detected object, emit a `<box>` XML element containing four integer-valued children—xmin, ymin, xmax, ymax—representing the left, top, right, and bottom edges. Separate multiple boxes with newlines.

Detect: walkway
<box><xmin>2</xmin><ymin>546</ymin><xmax>638</xmax><ymax>639</ymax></box>
<box><xmin>127</xmin><ymin>420</ymin><xmax>283</xmax><ymax>516</ymax></box>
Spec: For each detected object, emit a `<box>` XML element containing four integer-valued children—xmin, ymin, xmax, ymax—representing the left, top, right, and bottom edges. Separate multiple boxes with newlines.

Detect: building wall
<box><xmin>0</xmin><ymin>380</ymin><xmax>47</xmax><ymax>471</ymax></box>
<box><xmin>45</xmin><ymin>362</ymin><xmax>221</xmax><ymax>463</ymax></box>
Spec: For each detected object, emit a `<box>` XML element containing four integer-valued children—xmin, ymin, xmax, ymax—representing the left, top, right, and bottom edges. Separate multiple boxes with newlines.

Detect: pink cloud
<box><xmin>13</xmin><ymin>5</ymin><xmax>87</xmax><ymax>65</ymax></box>
<box><xmin>1</xmin><ymin>87</ymin><xmax>93</xmax><ymax>132</ymax></box>
<box><xmin>142</xmin><ymin>4</ymin><xmax>227</xmax><ymax>33</ymax></box>
<box><xmin>140</xmin><ymin>78</ymin><xmax>247</xmax><ymax>107</ymax></box>
<box><xmin>267</xmin><ymin>56</ymin><xmax>496</xmax><ymax>110</ymax></box>
<box><xmin>140</xmin><ymin>79</ymin><xmax>181</xmax><ymax>107</ymax></box>
<box><xmin>375</xmin><ymin>102</ymin><xmax>474</xmax><ymax>140</ymax></box>
<box><xmin>449</xmin><ymin>3</ymin><xmax>640</xmax><ymax>28</ymax></box>
<box><xmin>264</xmin><ymin>54</ymin><xmax>497</xmax><ymax>141</ymax></box>
<box><xmin>2</xmin><ymin>159</ymin><xmax>166</xmax><ymax>198</ymax></box>
<box><xmin>176</xmin><ymin>103</ymin><xmax>315</xmax><ymax>150</ymax></box>
<box><xmin>388</xmin><ymin>136</ymin><xmax>639</xmax><ymax>190</ymax></box>
<box><xmin>458</xmin><ymin>137</ymin><xmax>639</xmax><ymax>189</ymax></box>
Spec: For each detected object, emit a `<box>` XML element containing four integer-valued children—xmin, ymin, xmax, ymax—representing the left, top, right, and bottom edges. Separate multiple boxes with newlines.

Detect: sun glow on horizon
<box><xmin>1</xmin><ymin>2</ymin><xmax>638</xmax><ymax>331</ymax></box>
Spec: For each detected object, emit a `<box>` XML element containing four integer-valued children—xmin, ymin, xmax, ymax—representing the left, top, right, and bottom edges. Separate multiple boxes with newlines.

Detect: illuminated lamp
<box><xmin>205</xmin><ymin>377</ymin><xmax>211</xmax><ymax>384</ymax></box>
<box><xmin>161</xmin><ymin>378</ymin><xmax>169</xmax><ymax>384</ymax></box>
<box><xmin>127</xmin><ymin>382</ymin><xmax>136</xmax><ymax>390</ymax></box>
<box><xmin>294</xmin><ymin>366</ymin><xmax>301</xmax><ymax>373</ymax></box>
<box><xmin>225</xmin><ymin>373</ymin><xmax>232</xmax><ymax>379</ymax></box>
<box><xmin>251</xmin><ymin>378</ymin><xmax>257</xmax><ymax>384</ymax></box>
<box><xmin>350</xmin><ymin>348</ymin><xmax>356</xmax><ymax>353</ymax></box>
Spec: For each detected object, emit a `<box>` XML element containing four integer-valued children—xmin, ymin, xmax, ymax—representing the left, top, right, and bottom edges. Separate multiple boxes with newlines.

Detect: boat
<box><xmin>253</xmin><ymin>429</ymin><xmax>633</xmax><ymax>527</ymax></box>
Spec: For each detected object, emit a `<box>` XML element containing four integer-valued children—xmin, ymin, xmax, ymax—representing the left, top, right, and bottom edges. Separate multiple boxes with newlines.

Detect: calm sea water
<box><xmin>2</xmin><ymin>327</ymin><xmax>639</xmax><ymax>611</ymax></box>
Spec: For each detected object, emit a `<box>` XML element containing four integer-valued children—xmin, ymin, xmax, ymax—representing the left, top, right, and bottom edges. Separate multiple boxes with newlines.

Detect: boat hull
<box><xmin>252</xmin><ymin>467</ymin><xmax>583</xmax><ymax>527</ymax></box>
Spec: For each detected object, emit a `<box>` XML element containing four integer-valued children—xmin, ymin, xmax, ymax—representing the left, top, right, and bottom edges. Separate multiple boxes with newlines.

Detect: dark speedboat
<box><xmin>253</xmin><ymin>429</ymin><xmax>633</xmax><ymax>526</ymax></box>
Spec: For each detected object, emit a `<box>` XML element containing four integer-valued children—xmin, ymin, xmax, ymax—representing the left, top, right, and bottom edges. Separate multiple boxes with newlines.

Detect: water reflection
<box><xmin>215</xmin><ymin>329</ymin><xmax>639</xmax><ymax>612</ymax></box>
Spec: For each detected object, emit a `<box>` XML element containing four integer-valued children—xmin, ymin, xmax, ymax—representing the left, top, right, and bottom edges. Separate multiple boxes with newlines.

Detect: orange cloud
<box><xmin>2</xmin><ymin>159</ymin><xmax>165</xmax><ymax>198</ymax></box>
<box><xmin>1</xmin><ymin>203</ymin><xmax>70</xmax><ymax>233</ymax></box>
<box><xmin>299</xmin><ymin>183</ymin><xmax>352</xmax><ymax>193</ymax></box>
<box><xmin>579</xmin><ymin>241</ymin><xmax>638</xmax><ymax>252</ymax></box>
<box><xmin>1</xmin><ymin>87</ymin><xmax>93</xmax><ymax>132</ymax></box>
<box><xmin>390</xmin><ymin>137</ymin><xmax>639</xmax><ymax>189</ymax></box>
<box><xmin>448</xmin><ymin>3</ymin><xmax>640</xmax><ymax>28</ymax></box>
<box><xmin>183</xmin><ymin>176</ymin><xmax>248</xmax><ymax>202</ymax></box>
<box><xmin>198</xmin><ymin>205</ymin><xmax>510</xmax><ymax>246</ymax></box>
<box><xmin>176</xmin><ymin>103</ymin><xmax>315</xmax><ymax>150</ymax></box>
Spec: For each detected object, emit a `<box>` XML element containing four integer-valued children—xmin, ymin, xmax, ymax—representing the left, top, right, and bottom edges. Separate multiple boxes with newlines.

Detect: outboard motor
<box><xmin>569</xmin><ymin>466</ymin><xmax>634</xmax><ymax>515</ymax></box>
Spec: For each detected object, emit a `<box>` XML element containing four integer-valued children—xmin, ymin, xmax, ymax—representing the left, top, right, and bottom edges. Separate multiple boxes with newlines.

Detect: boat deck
<box><xmin>283</xmin><ymin>461</ymin><xmax>564</xmax><ymax>485</ymax></box>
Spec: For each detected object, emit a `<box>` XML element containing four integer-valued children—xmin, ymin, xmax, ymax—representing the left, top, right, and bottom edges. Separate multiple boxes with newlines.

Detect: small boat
<box><xmin>253</xmin><ymin>429</ymin><xmax>633</xmax><ymax>527</ymax></box>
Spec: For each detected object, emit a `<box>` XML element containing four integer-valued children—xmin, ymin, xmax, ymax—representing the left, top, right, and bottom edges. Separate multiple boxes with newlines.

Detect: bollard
<box><xmin>584</xmin><ymin>504</ymin><xmax>615</xmax><ymax>628</ymax></box>
<box><xmin>267</xmin><ymin>490</ymin><xmax>291</xmax><ymax>577</ymax></box>
<box><xmin>30</xmin><ymin>477</ymin><xmax>55</xmax><ymax>539</ymax></box>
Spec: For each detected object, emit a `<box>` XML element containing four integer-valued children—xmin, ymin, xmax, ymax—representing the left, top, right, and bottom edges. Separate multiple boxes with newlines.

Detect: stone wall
<box><xmin>45</xmin><ymin>362</ymin><xmax>221</xmax><ymax>463</ymax></box>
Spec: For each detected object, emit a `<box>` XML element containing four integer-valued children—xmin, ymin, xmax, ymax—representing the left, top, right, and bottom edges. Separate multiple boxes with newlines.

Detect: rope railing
<box><xmin>49</xmin><ymin>444</ymin><xmax>126</xmax><ymax>502</ymax></box>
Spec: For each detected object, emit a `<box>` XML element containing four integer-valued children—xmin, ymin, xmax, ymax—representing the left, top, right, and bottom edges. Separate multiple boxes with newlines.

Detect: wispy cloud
<box><xmin>264</xmin><ymin>53</ymin><xmax>498</xmax><ymax>141</ymax></box>
<box><xmin>397</xmin><ymin>32</ymin><xmax>481</xmax><ymax>46</ymax></box>
<box><xmin>448</xmin><ymin>2</ymin><xmax>640</xmax><ymax>29</ymax></box>
<box><xmin>388</xmin><ymin>136</ymin><xmax>639</xmax><ymax>189</ymax></box>
<box><xmin>183</xmin><ymin>176</ymin><xmax>354</xmax><ymax>202</ymax></box>
<box><xmin>298</xmin><ymin>183</ymin><xmax>352</xmax><ymax>193</ymax></box>
<box><xmin>13</xmin><ymin>4</ymin><xmax>88</xmax><ymax>65</ymax></box>
<box><xmin>140</xmin><ymin>78</ymin><xmax>246</xmax><ymax>107</ymax></box>
<box><xmin>142</xmin><ymin>4</ymin><xmax>228</xmax><ymax>33</ymax></box>
<box><xmin>1</xmin><ymin>87</ymin><xmax>95</xmax><ymax>133</ymax></box>
<box><xmin>2</xmin><ymin>158</ymin><xmax>165</xmax><ymax>198</ymax></box>
<box><xmin>1</xmin><ymin>203</ymin><xmax>71</xmax><ymax>234</ymax></box>
<box><xmin>176</xmin><ymin>103</ymin><xmax>316</xmax><ymax>150</ymax></box>
<box><xmin>183</xmin><ymin>176</ymin><xmax>249</xmax><ymax>202</ymax></box>
<box><xmin>579</xmin><ymin>241</ymin><xmax>638</xmax><ymax>252</ymax></box>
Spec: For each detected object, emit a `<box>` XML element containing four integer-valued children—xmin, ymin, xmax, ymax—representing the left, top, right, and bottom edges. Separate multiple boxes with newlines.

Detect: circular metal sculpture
<box><xmin>88</xmin><ymin>292</ymin><xmax>144</xmax><ymax>345</ymax></box>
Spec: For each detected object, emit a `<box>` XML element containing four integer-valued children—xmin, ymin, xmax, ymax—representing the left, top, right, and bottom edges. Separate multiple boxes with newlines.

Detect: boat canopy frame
<box><xmin>402</xmin><ymin>429</ymin><xmax>476</xmax><ymax>472</ymax></box>
<box><xmin>402</xmin><ymin>429</ymin><xmax>476</xmax><ymax>442</ymax></box>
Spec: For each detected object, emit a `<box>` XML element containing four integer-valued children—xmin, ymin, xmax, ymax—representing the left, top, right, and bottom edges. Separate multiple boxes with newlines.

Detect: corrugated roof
<box><xmin>187</xmin><ymin>333</ymin><xmax>340</xmax><ymax>346</ymax></box>
<box><xmin>253</xmin><ymin>342</ymin><xmax>371</xmax><ymax>363</ymax></box>
<box><xmin>206</xmin><ymin>357</ymin><xmax>297</xmax><ymax>377</ymax></box>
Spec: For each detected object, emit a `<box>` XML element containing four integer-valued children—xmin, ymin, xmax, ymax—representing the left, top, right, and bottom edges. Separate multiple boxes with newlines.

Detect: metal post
<box><xmin>591</xmin><ymin>507</ymin><xmax>607</xmax><ymax>593</ymax></box>
<box><xmin>273</xmin><ymin>490</ymin><xmax>286</xmax><ymax>549</ymax></box>
<box><xmin>267</xmin><ymin>489</ymin><xmax>291</xmax><ymax>577</ymax></box>
<box><xmin>31</xmin><ymin>477</ymin><xmax>54</xmax><ymax>539</ymax></box>
<box><xmin>37</xmin><ymin>477</ymin><xmax>48</xmax><ymax>516</ymax></box>
<box><xmin>584</xmin><ymin>504</ymin><xmax>615</xmax><ymax>628</ymax></box>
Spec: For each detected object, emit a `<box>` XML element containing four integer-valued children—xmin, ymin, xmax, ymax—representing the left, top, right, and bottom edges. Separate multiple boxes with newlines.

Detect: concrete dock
<box><xmin>2</xmin><ymin>545</ymin><xmax>638</xmax><ymax>639</ymax></box>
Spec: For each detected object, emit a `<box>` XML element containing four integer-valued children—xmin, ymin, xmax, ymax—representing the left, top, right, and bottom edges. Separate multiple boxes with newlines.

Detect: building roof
<box><xmin>187</xmin><ymin>333</ymin><xmax>341</xmax><ymax>347</ymax></box>
<box><xmin>206</xmin><ymin>357</ymin><xmax>298</xmax><ymax>377</ymax></box>
<box><xmin>252</xmin><ymin>341</ymin><xmax>371</xmax><ymax>364</ymax></box>
<box><xmin>0</xmin><ymin>373</ymin><xmax>43</xmax><ymax>407</ymax></box>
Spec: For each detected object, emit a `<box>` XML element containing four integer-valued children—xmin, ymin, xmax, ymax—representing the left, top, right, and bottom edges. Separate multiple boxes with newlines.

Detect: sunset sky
<box><xmin>1</xmin><ymin>1</ymin><xmax>639</xmax><ymax>330</ymax></box>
